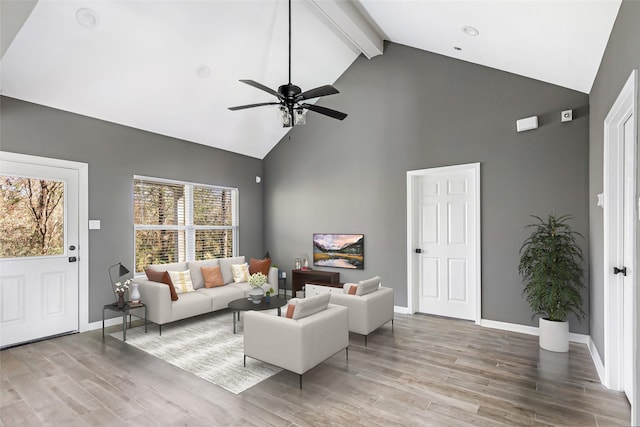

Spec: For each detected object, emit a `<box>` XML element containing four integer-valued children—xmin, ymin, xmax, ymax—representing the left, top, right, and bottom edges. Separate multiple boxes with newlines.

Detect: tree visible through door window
<box><xmin>0</xmin><ymin>176</ymin><xmax>64</xmax><ymax>258</ymax></box>
<box><xmin>133</xmin><ymin>176</ymin><xmax>238</xmax><ymax>273</ymax></box>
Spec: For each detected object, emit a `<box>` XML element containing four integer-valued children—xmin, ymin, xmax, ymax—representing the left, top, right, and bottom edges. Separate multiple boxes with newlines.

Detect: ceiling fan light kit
<box><xmin>228</xmin><ymin>0</ymin><xmax>347</xmax><ymax>127</ymax></box>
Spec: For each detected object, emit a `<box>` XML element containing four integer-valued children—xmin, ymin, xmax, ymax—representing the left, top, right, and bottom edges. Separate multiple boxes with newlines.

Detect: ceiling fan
<box><xmin>228</xmin><ymin>0</ymin><xmax>347</xmax><ymax>127</ymax></box>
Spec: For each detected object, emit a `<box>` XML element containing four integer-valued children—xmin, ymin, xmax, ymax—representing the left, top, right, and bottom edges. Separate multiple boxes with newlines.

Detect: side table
<box><xmin>278</xmin><ymin>276</ymin><xmax>287</xmax><ymax>299</ymax></box>
<box><xmin>102</xmin><ymin>302</ymin><xmax>147</xmax><ymax>342</ymax></box>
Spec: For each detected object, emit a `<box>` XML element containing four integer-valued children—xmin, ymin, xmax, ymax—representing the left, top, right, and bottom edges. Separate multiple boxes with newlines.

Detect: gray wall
<box><xmin>1</xmin><ymin>96</ymin><xmax>264</xmax><ymax>322</ymax></box>
<box><xmin>264</xmin><ymin>42</ymin><xmax>591</xmax><ymax>333</ymax></box>
<box><xmin>588</xmin><ymin>0</ymin><xmax>640</xmax><ymax>363</ymax></box>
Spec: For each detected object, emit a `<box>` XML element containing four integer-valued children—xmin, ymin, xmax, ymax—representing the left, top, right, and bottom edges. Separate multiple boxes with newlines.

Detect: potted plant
<box><xmin>518</xmin><ymin>214</ymin><xmax>585</xmax><ymax>352</ymax></box>
<box><xmin>265</xmin><ymin>287</ymin><xmax>275</xmax><ymax>303</ymax></box>
<box><xmin>248</xmin><ymin>272</ymin><xmax>267</xmax><ymax>304</ymax></box>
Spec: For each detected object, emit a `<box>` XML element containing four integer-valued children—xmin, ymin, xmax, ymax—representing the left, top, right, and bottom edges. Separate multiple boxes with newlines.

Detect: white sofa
<box><xmin>244</xmin><ymin>294</ymin><xmax>349</xmax><ymax>388</ymax></box>
<box><xmin>136</xmin><ymin>256</ymin><xmax>278</xmax><ymax>334</ymax></box>
<box><xmin>329</xmin><ymin>278</ymin><xmax>394</xmax><ymax>346</ymax></box>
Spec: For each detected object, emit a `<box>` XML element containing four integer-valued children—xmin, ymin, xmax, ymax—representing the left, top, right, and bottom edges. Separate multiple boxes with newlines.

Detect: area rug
<box><xmin>110</xmin><ymin>310</ymin><xmax>281</xmax><ymax>394</ymax></box>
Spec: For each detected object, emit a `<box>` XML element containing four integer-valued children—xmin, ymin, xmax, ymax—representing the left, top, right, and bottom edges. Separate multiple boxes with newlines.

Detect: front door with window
<box><xmin>0</xmin><ymin>160</ymin><xmax>79</xmax><ymax>347</ymax></box>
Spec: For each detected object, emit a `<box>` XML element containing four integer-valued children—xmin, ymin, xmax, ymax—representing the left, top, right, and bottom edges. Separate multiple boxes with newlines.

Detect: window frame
<box><xmin>133</xmin><ymin>175</ymin><xmax>238</xmax><ymax>274</ymax></box>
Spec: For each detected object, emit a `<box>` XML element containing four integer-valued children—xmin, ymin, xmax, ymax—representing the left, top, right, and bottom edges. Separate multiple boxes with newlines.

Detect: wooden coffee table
<box><xmin>228</xmin><ymin>296</ymin><xmax>288</xmax><ymax>334</ymax></box>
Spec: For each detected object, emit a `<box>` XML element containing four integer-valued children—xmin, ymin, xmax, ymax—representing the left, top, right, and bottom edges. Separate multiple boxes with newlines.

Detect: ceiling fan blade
<box><xmin>297</xmin><ymin>85</ymin><xmax>339</xmax><ymax>101</ymax></box>
<box><xmin>228</xmin><ymin>102</ymin><xmax>280</xmax><ymax>111</ymax></box>
<box><xmin>301</xmin><ymin>103</ymin><xmax>348</xmax><ymax>120</ymax></box>
<box><xmin>239</xmin><ymin>80</ymin><xmax>283</xmax><ymax>99</ymax></box>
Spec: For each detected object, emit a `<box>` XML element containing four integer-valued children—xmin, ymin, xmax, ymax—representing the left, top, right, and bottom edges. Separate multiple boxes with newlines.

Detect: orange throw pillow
<box><xmin>249</xmin><ymin>257</ymin><xmax>271</xmax><ymax>276</ymax></box>
<box><xmin>145</xmin><ymin>268</ymin><xmax>179</xmax><ymax>301</ymax></box>
<box><xmin>201</xmin><ymin>266</ymin><xmax>224</xmax><ymax>288</ymax></box>
<box><xmin>348</xmin><ymin>285</ymin><xmax>358</xmax><ymax>295</ymax></box>
<box><xmin>286</xmin><ymin>304</ymin><xmax>295</xmax><ymax>319</ymax></box>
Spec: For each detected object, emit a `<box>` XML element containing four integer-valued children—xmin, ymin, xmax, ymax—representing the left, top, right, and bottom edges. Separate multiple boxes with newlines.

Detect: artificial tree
<box><xmin>518</xmin><ymin>214</ymin><xmax>585</xmax><ymax>351</ymax></box>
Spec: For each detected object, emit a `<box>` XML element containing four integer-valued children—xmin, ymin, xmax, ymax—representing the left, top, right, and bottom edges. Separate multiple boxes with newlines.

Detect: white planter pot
<box><xmin>539</xmin><ymin>318</ymin><xmax>569</xmax><ymax>352</ymax></box>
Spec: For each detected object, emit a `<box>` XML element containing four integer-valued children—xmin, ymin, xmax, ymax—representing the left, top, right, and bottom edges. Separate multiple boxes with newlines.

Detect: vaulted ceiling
<box><xmin>1</xmin><ymin>0</ymin><xmax>621</xmax><ymax>159</ymax></box>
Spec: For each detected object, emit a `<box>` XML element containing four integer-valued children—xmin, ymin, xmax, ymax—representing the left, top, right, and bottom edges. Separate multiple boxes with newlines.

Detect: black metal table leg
<box><xmin>233</xmin><ymin>311</ymin><xmax>237</xmax><ymax>334</ymax></box>
<box><xmin>122</xmin><ymin>310</ymin><xmax>127</xmax><ymax>342</ymax></box>
<box><xmin>102</xmin><ymin>307</ymin><xmax>105</xmax><ymax>339</ymax></box>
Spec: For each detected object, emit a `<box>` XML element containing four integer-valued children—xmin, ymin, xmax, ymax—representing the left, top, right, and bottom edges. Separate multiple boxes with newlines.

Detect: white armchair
<box><xmin>329</xmin><ymin>278</ymin><xmax>394</xmax><ymax>346</ymax></box>
<box><xmin>243</xmin><ymin>296</ymin><xmax>349</xmax><ymax>388</ymax></box>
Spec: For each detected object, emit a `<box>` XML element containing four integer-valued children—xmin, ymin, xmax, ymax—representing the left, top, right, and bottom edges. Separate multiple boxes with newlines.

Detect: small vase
<box><xmin>130</xmin><ymin>283</ymin><xmax>141</xmax><ymax>303</ymax></box>
<box><xmin>117</xmin><ymin>292</ymin><xmax>125</xmax><ymax>309</ymax></box>
<box><xmin>265</xmin><ymin>294</ymin><xmax>271</xmax><ymax>304</ymax></box>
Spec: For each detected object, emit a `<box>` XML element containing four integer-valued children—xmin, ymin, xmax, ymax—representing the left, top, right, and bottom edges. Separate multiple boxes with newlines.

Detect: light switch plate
<box><xmin>89</xmin><ymin>220</ymin><xmax>101</xmax><ymax>230</ymax></box>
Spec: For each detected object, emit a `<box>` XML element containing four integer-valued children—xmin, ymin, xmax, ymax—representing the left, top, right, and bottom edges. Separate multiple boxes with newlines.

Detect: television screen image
<box><xmin>313</xmin><ymin>234</ymin><xmax>364</xmax><ymax>269</ymax></box>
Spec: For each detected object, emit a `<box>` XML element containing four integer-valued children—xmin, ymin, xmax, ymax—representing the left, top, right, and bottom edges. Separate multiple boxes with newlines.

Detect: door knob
<box><xmin>69</xmin><ymin>245</ymin><xmax>76</xmax><ymax>251</ymax></box>
<box><xmin>415</xmin><ymin>248</ymin><xmax>422</xmax><ymax>254</ymax></box>
<box><xmin>613</xmin><ymin>266</ymin><xmax>627</xmax><ymax>276</ymax></box>
<box><xmin>69</xmin><ymin>256</ymin><xmax>78</xmax><ymax>263</ymax></box>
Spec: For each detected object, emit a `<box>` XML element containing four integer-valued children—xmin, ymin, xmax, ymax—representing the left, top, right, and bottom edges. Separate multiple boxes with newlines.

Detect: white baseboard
<box><xmin>480</xmin><ymin>319</ymin><xmax>538</xmax><ymax>336</ymax></box>
<box><xmin>86</xmin><ymin>316</ymin><xmax>125</xmax><ymax>331</ymax></box>
<box><xmin>394</xmin><ymin>305</ymin><xmax>411</xmax><ymax>314</ymax></box>
<box><xmin>479</xmin><ymin>318</ymin><xmax>590</xmax><ymax>344</ymax></box>
<box><xmin>588</xmin><ymin>337</ymin><xmax>606</xmax><ymax>384</ymax></box>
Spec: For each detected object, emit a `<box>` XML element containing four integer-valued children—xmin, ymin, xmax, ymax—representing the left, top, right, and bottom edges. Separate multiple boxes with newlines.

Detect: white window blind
<box><xmin>133</xmin><ymin>176</ymin><xmax>238</xmax><ymax>273</ymax></box>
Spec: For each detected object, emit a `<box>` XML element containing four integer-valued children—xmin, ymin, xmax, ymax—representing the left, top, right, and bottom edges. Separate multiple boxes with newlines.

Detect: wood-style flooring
<box><xmin>0</xmin><ymin>313</ymin><xmax>631</xmax><ymax>426</ymax></box>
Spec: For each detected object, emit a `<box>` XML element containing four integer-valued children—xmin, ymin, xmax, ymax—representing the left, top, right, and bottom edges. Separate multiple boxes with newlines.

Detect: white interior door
<box><xmin>416</xmin><ymin>163</ymin><xmax>479</xmax><ymax>321</ymax></box>
<box><xmin>0</xmin><ymin>160</ymin><xmax>79</xmax><ymax>347</ymax></box>
<box><xmin>622</xmin><ymin>106</ymin><xmax>635</xmax><ymax>403</ymax></box>
<box><xmin>603</xmin><ymin>70</ymin><xmax>637</xmax><ymax>424</ymax></box>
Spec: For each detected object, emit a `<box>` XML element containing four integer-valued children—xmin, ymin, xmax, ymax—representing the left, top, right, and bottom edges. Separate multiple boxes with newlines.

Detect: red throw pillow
<box><xmin>145</xmin><ymin>268</ymin><xmax>179</xmax><ymax>301</ymax></box>
<box><xmin>249</xmin><ymin>257</ymin><xmax>271</xmax><ymax>276</ymax></box>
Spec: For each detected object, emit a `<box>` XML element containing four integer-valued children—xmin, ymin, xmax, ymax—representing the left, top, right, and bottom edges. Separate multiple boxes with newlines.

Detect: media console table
<box><xmin>291</xmin><ymin>269</ymin><xmax>340</xmax><ymax>296</ymax></box>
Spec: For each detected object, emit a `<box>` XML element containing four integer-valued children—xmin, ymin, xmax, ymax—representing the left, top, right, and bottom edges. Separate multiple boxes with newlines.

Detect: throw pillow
<box><xmin>231</xmin><ymin>263</ymin><xmax>250</xmax><ymax>283</ymax></box>
<box><xmin>292</xmin><ymin>293</ymin><xmax>330</xmax><ymax>320</ymax></box>
<box><xmin>201</xmin><ymin>266</ymin><xmax>224</xmax><ymax>288</ymax></box>
<box><xmin>188</xmin><ymin>259</ymin><xmax>219</xmax><ymax>289</ymax></box>
<box><xmin>167</xmin><ymin>270</ymin><xmax>195</xmax><ymax>294</ymax></box>
<box><xmin>219</xmin><ymin>256</ymin><xmax>246</xmax><ymax>284</ymax></box>
<box><xmin>343</xmin><ymin>283</ymin><xmax>358</xmax><ymax>294</ymax></box>
<box><xmin>145</xmin><ymin>268</ymin><xmax>178</xmax><ymax>301</ymax></box>
<box><xmin>249</xmin><ymin>257</ymin><xmax>271</xmax><ymax>276</ymax></box>
<box><xmin>286</xmin><ymin>302</ymin><xmax>296</xmax><ymax>319</ymax></box>
<box><xmin>356</xmin><ymin>276</ymin><xmax>381</xmax><ymax>296</ymax></box>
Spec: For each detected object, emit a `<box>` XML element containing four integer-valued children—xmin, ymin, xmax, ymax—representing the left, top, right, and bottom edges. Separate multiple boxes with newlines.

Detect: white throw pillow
<box><xmin>231</xmin><ymin>263</ymin><xmax>250</xmax><ymax>283</ymax></box>
<box><xmin>291</xmin><ymin>293</ymin><xmax>330</xmax><ymax>320</ymax></box>
<box><xmin>356</xmin><ymin>276</ymin><xmax>381</xmax><ymax>296</ymax></box>
<box><xmin>167</xmin><ymin>270</ymin><xmax>195</xmax><ymax>294</ymax></box>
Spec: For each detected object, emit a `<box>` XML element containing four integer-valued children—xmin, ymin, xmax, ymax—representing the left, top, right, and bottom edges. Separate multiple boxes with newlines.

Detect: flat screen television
<box><xmin>313</xmin><ymin>233</ymin><xmax>364</xmax><ymax>269</ymax></box>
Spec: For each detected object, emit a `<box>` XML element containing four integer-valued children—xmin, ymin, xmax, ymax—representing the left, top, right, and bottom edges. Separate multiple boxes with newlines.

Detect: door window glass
<box><xmin>0</xmin><ymin>176</ymin><xmax>64</xmax><ymax>258</ymax></box>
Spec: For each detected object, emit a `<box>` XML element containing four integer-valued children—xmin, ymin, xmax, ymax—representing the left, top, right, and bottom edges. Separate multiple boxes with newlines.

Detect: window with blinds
<box><xmin>133</xmin><ymin>176</ymin><xmax>238</xmax><ymax>273</ymax></box>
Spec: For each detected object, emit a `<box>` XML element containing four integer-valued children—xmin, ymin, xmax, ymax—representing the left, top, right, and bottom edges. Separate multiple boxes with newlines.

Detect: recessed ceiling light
<box><xmin>76</xmin><ymin>8</ymin><xmax>99</xmax><ymax>29</ymax></box>
<box><xmin>196</xmin><ymin>65</ymin><xmax>211</xmax><ymax>78</ymax></box>
<box><xmin>462</xmin><ymin>26</ymin><xmax>479</xmax><ymax>37</ymax></box>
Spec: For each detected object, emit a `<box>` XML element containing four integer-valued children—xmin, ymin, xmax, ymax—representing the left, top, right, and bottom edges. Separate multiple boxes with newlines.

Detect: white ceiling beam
<box><xmin>306</xmin><ymin>0</ymin><xmax>383</xmax><ymax>59</ymax></box>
